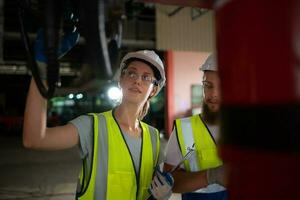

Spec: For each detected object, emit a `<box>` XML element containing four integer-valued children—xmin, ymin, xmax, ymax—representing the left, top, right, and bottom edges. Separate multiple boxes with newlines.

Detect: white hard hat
<box><xmin>120</xmin><ymin>50</ymin><xmax>166</xmax><ymax>96</ymax></box>
<box><xmin>200</xmin><ymin>53</ymin><xmax>218</xmax><ymax>72</ymax></box>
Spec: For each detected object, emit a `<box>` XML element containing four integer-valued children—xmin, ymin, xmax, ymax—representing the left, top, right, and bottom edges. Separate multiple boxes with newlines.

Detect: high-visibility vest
<box><xmin>174</xmin><ymin>115</ymin><xmax>223</xmax><ymax>172</ymax></box>
<box><xmin>76</xmin><ymin>111</ymin><xmax>160</xmax><ymax>200</ymax></box>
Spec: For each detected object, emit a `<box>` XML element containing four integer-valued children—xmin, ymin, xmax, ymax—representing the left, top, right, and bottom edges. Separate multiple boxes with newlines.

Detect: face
<box><xmin>119</xmin><ymin>60</ymin><xmax>158</xmax><ymax>105</ymax></box>
<box><xmin>202</xmin><ymin>71</ymin><xmax>221</xmax><ymax>113</ymax></box>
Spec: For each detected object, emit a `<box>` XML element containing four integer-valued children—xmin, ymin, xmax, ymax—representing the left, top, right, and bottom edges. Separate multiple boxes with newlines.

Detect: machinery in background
<box><xmin>18</xmin><ymin>0</ymin><xmax>124</xmax><ymax>99</ymax></box>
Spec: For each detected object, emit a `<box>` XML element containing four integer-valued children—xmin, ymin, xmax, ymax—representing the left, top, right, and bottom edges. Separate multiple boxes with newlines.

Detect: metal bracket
<box><xmin>168</xmin><ymin>6</ymin><xmax>209</xmax><ymax>20</ymax></box>
<box><xmin>191</xmin><ymin>8</ymin><xmax>209</xmax><ymax>20</ymax></box>
<box><xmin>168</xmin><ymin>6</ymin><xmax>184</xmax><ymax>17</ymax></box>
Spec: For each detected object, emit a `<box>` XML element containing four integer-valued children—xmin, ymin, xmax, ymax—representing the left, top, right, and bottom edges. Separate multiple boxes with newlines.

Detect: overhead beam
<box><xmin>0</xmin><ymin>62</ymin><xmax>79</xmax><ymax>76</ymax></box>
<box><xmin>137</xmin><ymin>0</ymin><xmax>213</xmax><ymax>9</ymax></box>
<box><xmin>4</xmin><ymin>32</ymin><xmax>155</xmax><ymax>49</ymax></box>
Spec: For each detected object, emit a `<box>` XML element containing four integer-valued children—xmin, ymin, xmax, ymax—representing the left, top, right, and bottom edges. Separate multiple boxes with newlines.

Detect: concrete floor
<box><xmin>0</xmin><ymin>135</ymin><xmax>181</xmax><ymax>200</ymax></box>
<box><xmin>0</xmin><ymin>136</ymin><xmax>80</xmax><ymax>200</ymax></box>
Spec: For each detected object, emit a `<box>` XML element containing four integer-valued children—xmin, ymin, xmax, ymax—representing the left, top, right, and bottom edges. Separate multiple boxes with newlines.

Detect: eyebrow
<box><xmin>127</xmin><ymin>66</ymin><xmax>138</xmax><ymax>71</ymax></box>
<box><xmin>127</xmin><ymin>66</ymin><xmax>152</xmax><ymax>75</ymax></box>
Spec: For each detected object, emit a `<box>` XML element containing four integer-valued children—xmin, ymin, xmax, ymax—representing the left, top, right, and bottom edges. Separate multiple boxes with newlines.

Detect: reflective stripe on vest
<box><xmin>175</xmin><ymin>115</ymin><xmax>223</xmax><ymax>172</ymax></box>
<box><xmin>77</xmin><ymin>110</ymin><xmax>159</xmax><ymax>200</ymax></box>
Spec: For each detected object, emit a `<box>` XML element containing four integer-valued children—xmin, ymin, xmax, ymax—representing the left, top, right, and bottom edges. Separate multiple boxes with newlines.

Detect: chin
<box><xmin>123</xmin><ymin>94</ymin><xmax>143</xmax><ymax>104</ymax></box>
<box><xmin>208</xmin><ymin>104</ymin><xmax>220</xmax><ymax>113</ymax></box>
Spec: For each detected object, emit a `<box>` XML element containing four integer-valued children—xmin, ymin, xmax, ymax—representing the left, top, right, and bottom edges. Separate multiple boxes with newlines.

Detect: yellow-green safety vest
<box><xmin>175</xmin><ymin>115</ymin><xmax>223</xmax><ymax>172</ymax></box>
<box><xmin>76</xmin><ymin>111</ymin><xmax>160</xmax><ymax>200</ymax></box>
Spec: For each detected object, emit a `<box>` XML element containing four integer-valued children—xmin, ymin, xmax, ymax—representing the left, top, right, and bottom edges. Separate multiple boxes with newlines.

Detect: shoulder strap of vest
<box><xmin>174</xmin><ymin>117</ymin><xmax>192</xmax><ymax>170</ymax></box>
<box><xmin>198</xmin><ymin>115</ymin><xmax>217</xmax><ymax>144</ymax></box>
<box><xmin>141</xmin><ymin>121</ymin><xmax>160</xmax><ymax>167</ymax></box>
<box><xmin>176</xmin><ymin>115</ymin><xmax>223</xmax><ymax>172</ymax></box>
<box><xmin>141</xmin><ymin>123</ymin><xmax>160</xmax><ymax>168</ymax></box>
<box><xmin>76</xmin><ymin>113</ymin><xmax>99</xmax><ymax>198</ymax></box>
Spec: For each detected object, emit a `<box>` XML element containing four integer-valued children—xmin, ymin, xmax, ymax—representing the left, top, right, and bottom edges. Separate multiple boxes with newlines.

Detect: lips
<box><xmin>128</xmin><ymin>87</ymin><xmax>142</xmax><ymax>93</ymax></box>
<box><xmin>207</xmin><ymin>97</ymin><xmax>220</xmax><ymax>104</ymax></box>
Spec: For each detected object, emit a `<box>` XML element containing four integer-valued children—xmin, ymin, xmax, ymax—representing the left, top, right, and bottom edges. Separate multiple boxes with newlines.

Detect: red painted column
<box><xmin>165</xmin><ymin>51</ymin><xmax>175</xmax><ymax>137</ymax></box>
<box><xmin>215</xmin><ymin>0</ymin><xmax>300</xmax><ymax>199</ymax></box>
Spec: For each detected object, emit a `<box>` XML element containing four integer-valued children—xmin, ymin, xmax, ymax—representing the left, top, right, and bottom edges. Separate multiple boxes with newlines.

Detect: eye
<box><xmin>142</xmin><ymin>74</ymin><xmax>152</xmax><ymax>82</ymax></box>
<box><xmin>127</xmin><ymin>70</ymin><xmax>137</xmax><ymax>78</ymax></box>
<box><xmin>203</xmin><ymin>81</ymin><xmax>213</xmax><ymax>89</ymax></box>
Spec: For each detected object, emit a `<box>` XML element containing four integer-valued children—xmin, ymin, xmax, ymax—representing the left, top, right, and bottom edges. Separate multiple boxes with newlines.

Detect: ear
<box><xmin>149</xmin><ymin>86</ymin><xmax>158</xmax><ymax>99</ymax></box>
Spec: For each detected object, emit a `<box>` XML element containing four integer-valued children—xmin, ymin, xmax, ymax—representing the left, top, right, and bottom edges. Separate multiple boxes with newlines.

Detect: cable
<box><xmin>18</xmin><ymin>0</ymin><xmax>62</xmax><ymax>99</ymax></box>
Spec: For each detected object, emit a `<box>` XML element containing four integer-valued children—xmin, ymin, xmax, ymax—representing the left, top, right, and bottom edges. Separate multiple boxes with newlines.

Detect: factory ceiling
<box><xmin>0</xmin><ymin>0</ymin><xmax>157</xmax><ymax>96</ymax></box>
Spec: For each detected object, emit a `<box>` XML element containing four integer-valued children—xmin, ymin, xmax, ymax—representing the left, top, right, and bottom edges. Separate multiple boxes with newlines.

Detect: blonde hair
<box><xmin>138</xmin><ymin>100</ymin><xmax>150</xmax><ymax>120</ymax></box>
<box><xmin>138</xmin><ymin>84</ymin><xmax>158</xmax><ymax>120</ymax></box>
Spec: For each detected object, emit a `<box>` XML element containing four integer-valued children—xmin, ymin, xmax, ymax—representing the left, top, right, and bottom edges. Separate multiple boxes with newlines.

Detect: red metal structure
<box><xmin>216</xmin><ymin>0</ymin><xmax>300</xmax><ymax>199</ymax></box>
<box><xmin>143</xmin><ymin>0</ymin><xmax>300</xmax><ymax>199</ymax></box>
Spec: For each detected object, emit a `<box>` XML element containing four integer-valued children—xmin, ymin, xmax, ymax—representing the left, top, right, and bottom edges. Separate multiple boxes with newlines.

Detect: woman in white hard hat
<box><xmin>23</xmin><ymin>50</ymin><xmax>166</xmax><ymax>200</ymax></box>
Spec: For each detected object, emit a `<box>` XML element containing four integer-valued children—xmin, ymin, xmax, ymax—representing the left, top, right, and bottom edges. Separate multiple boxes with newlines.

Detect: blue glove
<box><xmin>149</xmin><ymin>168</ymin><xmax>174</xmax><ymax>200</ymax></box>
<box><xmin>35</xmin><ymin>28</ymin><xmax>80</xmax><ymax>62</ymax></box>
<box><xmin>34</xmin><ymin>28</ymin><xmax>80</xmax><ymax>79</ymax></box>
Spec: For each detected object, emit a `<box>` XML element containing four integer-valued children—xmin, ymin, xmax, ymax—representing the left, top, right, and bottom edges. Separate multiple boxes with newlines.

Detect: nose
<box><xmin>212</xmin><ymin>87</ymin><xmax>219</xmax><ymax>98</ymax></box>
<box><xmin>133</xmin><ymin>76</ymin><xmax>142</xmax><ymax>85</ymax></box>
<box><xmin>210</xmin><ymin>85</ymin><xmax>221</xmax><ymax>101</ymax></box>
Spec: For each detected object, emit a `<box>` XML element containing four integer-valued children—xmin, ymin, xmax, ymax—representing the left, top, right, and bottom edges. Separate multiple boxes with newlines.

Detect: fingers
<box><xmin>155</xmin><ymin>171</ymin><xmax>174</xmax><ymax>187</ymax></box>
<box><xmin>149</xmin><ymin>168</ymin><xmax>174</xmax><ymax>200</ymax></box>
<box><xmin>152</xmin><ymin>174</ymin><xmax>163</xmax><ymax>188</ymax></box>
<box><xmin>156</xmin><ymin>171</ymin><xmax>167</xmax><ymax>185</ymax></box>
